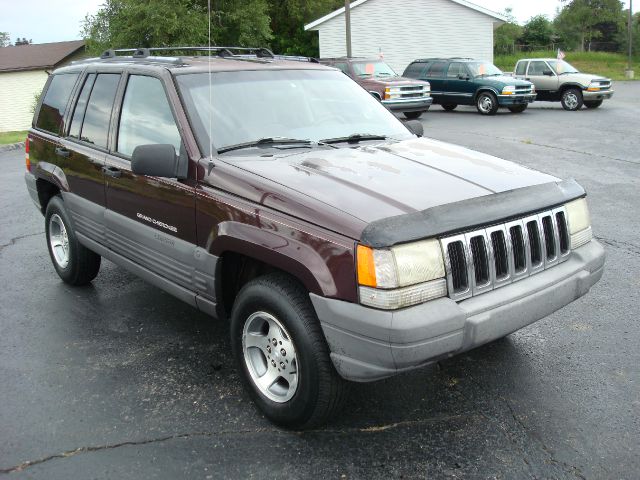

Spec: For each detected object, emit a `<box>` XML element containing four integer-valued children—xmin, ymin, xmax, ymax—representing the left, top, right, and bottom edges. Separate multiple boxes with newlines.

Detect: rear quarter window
<box><xmin>515</xmin><ymin>61</ymin><xmax>527</xmax><ymax>75</ymax></box>
<box><xmin>36</xmin><ymin>73</ymin><xmax>80</xmax><ymax>135</ymax></box>
<box><xmin>403</xmin><ymin>62</ymin><xmax>426</xmax><ymax>79</ymax></box>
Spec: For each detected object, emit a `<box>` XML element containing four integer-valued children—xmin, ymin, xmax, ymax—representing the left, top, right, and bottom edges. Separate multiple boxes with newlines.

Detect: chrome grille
<box><xmin>440</xmin><ymin>206</ymin><xmax>570</xmax><ymax>301</ymax></box>
<box><xmin>398</xmin><ymin>85</ymin><xmax>430</xmax><ymax>99</ymax></box>
<box><xmin>515</xmin><ymin>85</ymin><xmax>534</xmax><ymax>95</ymax></box>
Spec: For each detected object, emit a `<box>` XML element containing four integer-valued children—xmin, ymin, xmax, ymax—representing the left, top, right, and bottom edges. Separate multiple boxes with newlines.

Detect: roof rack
<box><xmin>90</xmin><ymin>46</ymin><xmax>320</xmax><ymax>65</ymax></box>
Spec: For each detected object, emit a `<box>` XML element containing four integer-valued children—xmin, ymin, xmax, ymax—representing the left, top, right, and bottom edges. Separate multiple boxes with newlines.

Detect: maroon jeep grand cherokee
<box><xmin>320</xmin><ymin>57</ymin><xmax>432</xmax><ymax>119</ymax></box>
<box><xmin>25</xmin><ymin>47</ymin><xmax>604</xmax><ymax>429</ymax></box>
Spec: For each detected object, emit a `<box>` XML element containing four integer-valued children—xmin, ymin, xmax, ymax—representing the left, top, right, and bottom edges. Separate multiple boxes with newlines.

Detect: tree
<box><xmin>555</xmin><ymin>0</ymin><xmax>623</xmax><ymax>51</ymax></box>
<box><xmin>267</xmin><ymin>0</ymin><xmax>343</xmax><ymax>57</ymax></box>
<box><xmin>521</xmin><ymin>15</ymin><xmax>555</xmax><ymax>48</ymax></box>
<box><xmin>494</xmin><ymin>8</ymin><xmax>523</xmax><ymax>54</ymax></box>
<box><xmin>82</xmin><ymin>0</ymin><xmax>273</xmax><ymax>55</ymax></box>
<box><xmin>14</xmin><ymin>37</ymin><xmax>32</xmax><ymax>46</ymax></box>
<box><xmin>0</xmin><ymin>32</ymin><xmax>10</xmax><ymax>47</ymax></box>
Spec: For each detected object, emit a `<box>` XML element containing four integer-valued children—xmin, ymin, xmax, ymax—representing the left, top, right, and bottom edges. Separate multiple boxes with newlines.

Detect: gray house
<box><xmin>305</xmin><ymin>0</ymin><xmax>506</xmax><ymax>74</ymax></box>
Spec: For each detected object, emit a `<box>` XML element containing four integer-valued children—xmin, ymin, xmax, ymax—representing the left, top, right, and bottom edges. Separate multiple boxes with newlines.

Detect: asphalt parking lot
<box><xmin>1</xmin><ymin>83</ymin><xmax>638</xmax><ymax>479</ymax></box>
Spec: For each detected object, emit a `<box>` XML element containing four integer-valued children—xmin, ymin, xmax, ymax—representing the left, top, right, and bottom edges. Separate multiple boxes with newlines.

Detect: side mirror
<box><xmin>458</xmin><ymin>74</ymin><xmax>470</xmax><ymax>81</ymax></box>
<box><xmin>405</xmin><ymin>119</ymin><xmax>423</xmax><ymax>137</ymax></box>
<box><xmin>543</xmin><ymin>70</ymin><xmax>554</xmax><ymax>76</ymax></box>
<box><xmin>131</xmin><ymin>144</ymin><xmax>186</xmax><ymax>179</ymax></box>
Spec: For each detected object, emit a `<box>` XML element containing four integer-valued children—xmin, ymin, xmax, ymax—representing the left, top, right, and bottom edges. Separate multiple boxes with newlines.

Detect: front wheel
<box><xmin>403</xmin><ymin>111</ymin><xmax>423</xmax><ymax>120</ymax></box>
<box><xmin>584</xmin><ymin>100</ymin><xmax>603</xmax><ymax>109</ymax></box>
<box><xmin>508</xmin><ymin>104</ymin><xmax>528</xmax><ymax>113</ymax></box>
<box><xmin>561</xmin><ymin>88</ymin><xmax>583</xmax><ymax>111</ymax></box>
<box><xmin>476</xmin><ymin>92</ymin><xmax>499</xmax><ymax>115</ymax></box>
<box><xmin>45</xmin><ymin>195</ymin><xmax>101</xmax><ymax>285</ymax></box>
<box><xmin>230</xmin><ymin>273</ymin><xmax>347</xmax><ymax>429</ymax></box>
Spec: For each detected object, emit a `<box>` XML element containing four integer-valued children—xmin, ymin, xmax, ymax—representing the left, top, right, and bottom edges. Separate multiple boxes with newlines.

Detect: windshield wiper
<box><xmin>320</xmin><ymin>133</ymin><xmax>388</xmax><ymax>144</ymax></box>
<box><xmin>218</xmin><ymin>137</ymin><xmax>313</xmax><ymax>154</ymax></box>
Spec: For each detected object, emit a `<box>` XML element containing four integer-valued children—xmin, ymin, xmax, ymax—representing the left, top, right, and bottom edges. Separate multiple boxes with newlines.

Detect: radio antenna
<box><xmin>207</xmin><ymin>0</ymin><xmax>213</xmax><ymax>159</ymax></box>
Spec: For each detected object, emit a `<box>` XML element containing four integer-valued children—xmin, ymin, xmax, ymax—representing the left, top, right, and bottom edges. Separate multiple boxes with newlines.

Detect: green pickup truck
<box><xmin>403</xmin><ymin>58</ymin><xmax>536</xmax><ymax>115</ymax></box>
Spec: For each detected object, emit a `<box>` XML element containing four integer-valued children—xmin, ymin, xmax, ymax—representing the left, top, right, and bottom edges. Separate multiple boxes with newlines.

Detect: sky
<box><xmin>0</xmin><ymin>0</ymin><xmax>634</xmax><ymax>45</ymax></box>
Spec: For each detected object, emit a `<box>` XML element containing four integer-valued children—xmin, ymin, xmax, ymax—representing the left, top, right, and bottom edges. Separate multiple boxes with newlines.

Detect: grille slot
<box><xmin>490</xmin><ymin>230</ymin><xmax>509</xmax><ymax>280</ymax></box>
<box><xmin>509</xmin><ymin>225</ymin><xmax>526</xmax><ymax>273</ymax></box>
<box><xmin>541</xmin><ymin>215</ymin><xmax>556</xmax><ymax>260</ymax></box>
<box><xmin>556</xmin><ymin>211</ymin><xmax>569</xmax><ymax>254</ymax></box>
<box><xmin>441</xmin><ymin>206</ymin><xmax>571</xmax><ymax>301</ymax></box>
<box><xmin>447</xmin><ymin>241</ymin><xmax>468</xmax><ymax>293</ymax></box>
<box><xmin>527</xmin><ymin>220</ymin><xmax>543</xmax><ymax>267</ymax></box>
<box><xmin>470</xmin><ymin>236</ymin><xmax>490</xmax><ymax>286</ymax></box>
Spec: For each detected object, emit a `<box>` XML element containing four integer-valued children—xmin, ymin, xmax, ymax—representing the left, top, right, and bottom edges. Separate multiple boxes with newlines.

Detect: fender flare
<box><xmin>209</xmin><ymin>221</ymin><xmax>346</xmax><ymax>298</ymax></box>
<box><xmin>474</xmin><ymin>87</ymin><xmax>500</xmax><ymax>102</ymax></box>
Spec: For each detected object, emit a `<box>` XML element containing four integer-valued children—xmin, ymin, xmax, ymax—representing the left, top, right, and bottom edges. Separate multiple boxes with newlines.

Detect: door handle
<box><xmin>102</xmin><ymin>166</ymin><xmax>122</xmax><ymax>178</ymax></box>
<box><xmin>55</xmin><ymin>147</ymin><xmax>70</xmax><ymax>158</ymax></box>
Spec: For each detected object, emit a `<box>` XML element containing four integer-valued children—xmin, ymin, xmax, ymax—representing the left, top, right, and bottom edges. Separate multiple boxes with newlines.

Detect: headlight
<box><xmin>356</xmin><ymin>240</ymin><xmax>447</xmax><ymax>309</ymax></box>
<box><xmin>565</xmin><ymin>198</ymin><xmax>592</xmax><ymax>249</ymax></box>
<box><xmin>384</xmin><ymin>87</ymin><xmax>401</xmax><ymax>100</ymax></box>
<box><xmin>502</xmin><ymin>85</ymin><xmax>516</xmax><ymax>95</ymax></box>
<box><xmin>587</xmin><ymin>82</ymin><xmax>601</xmax><ymax>92</ymax></box>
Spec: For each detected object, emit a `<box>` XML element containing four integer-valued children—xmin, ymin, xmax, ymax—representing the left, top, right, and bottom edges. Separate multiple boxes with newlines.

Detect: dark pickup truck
<box><xmin>25</xmin><ymin>46</ymin><xmax>604</xmax><ymax>429</ymax></box>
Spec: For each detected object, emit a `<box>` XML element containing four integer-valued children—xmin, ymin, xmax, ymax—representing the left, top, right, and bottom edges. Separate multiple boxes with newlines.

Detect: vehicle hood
<box><xmin>364</xmin><ymin>76</ymin><xmax>427</xmax><ymax>86</ymax></box>
<box><xmin>484</xmin><ymin>75</ymin><xmax>533</xmax><ymax>87</ymax></box>
<box><xmin>561</xmin><ymin>72</ymin><xmax>608</xmax><ymax>86</ymax></box>
<box><xmin>212</xmin><ymin>137</ymin><xmax>558</xmax><ymax>240</ymax></box>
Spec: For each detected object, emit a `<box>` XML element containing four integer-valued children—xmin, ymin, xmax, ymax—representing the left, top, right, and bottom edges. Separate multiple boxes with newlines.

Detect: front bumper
<box><xmin>311</xmin><ymin>240</ymin><xmax>605</xmax><ymax>382</ymax></box>
<box><xmin>382</xmin><ymin>97</ymin><xmax>433</xmax><ymax>112</ymax></box>
<box><xmin>583</xmin><ymin>89</ymin><xmax>614</xmax><ymax>101</ymax></box>
<box><xmin>498</xmin><ymin>93</ymin><xmax>537</xmax><ymax>106</ymax></box>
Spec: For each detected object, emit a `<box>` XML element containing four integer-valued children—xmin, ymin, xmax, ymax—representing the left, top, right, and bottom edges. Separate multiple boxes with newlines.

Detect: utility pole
<box><xmin>345</xmin><ymin>0</ymin><xmax>352</xmax><ymax>58</ymax></box>
<box><xmin>627</xmin><ymin>0</ymin><xmax>635</xmax><ymax>79</ymax></box>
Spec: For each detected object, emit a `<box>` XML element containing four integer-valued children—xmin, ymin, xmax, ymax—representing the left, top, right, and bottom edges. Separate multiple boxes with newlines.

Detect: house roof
<box><xmin>0</xmin><ymin>40</ymin><xmax>86</xmax><ymax>73</ymax></box>
<box><xmin>305</xmin><ymin>0</ymin><xmax>506</xmax><ymax>31</ymax></box>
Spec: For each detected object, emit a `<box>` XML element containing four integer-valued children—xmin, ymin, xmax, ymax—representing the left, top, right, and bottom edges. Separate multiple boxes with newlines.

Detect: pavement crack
<box><xmin>0</xmin><ymin>231</ymin><xmax>44</xmax><ymax>253</ymax></box>
<box><xmin>595</xmin><ymin>235</ymin><xmax>640</xmax><ymax>256</ymax></box>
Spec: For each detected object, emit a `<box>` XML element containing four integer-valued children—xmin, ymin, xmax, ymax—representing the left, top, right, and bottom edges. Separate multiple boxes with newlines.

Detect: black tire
<box><xmin>584</xmin><ymin>100</ymin><xmax>603</xmax><ymax>109</ymax></box>
<box><xmin>441</xmin><ymin>103</ymin><xmax>457</xmax><ymax>111</ymax></box>
<box><xmin>403</xmin><ymin>111</ymin><xmax>423</xmax><ymax>120</ymax></box>
<box><xmin>45</xmin><ymin>195</ymin><xmax>101</xmax><ymax>285</ymax></box>
<box><xmin>230</xmin><ymin>273</ymin><xmax>347</xmax><ymax>429</ymax></box>
<box><xmin>476</xmin><ymin>91</ymin><xmax>499</xmax><ymax>115</ymax></box>
<box><xmin>561</xmin><ymin>88</ymin><xmax>584</xmax><ymax>111</ymax></box>
<box><xmin>508</xmin><ymin>104</ymin><xmax>528</xmax><ymax>113</ymax></box>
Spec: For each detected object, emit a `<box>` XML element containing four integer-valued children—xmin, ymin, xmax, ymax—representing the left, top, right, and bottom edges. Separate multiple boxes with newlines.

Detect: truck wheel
<box><xmin>561</xmin><ymin>88</ymin><xmax>583</xmax><ymax>111</ymax></box>
<box><xmin>584</xmin><ymin>100</ymin><xmax>603</xmax><ymax>109</ymax></box>
<box><xmin>476</xmin><ymin>92</ymin><xmax>499</xmax><ymax>115</ymax></box>
<box><xmin>508</xmin><ymin>104</ymin><xmax>528</xmax><ymax>113</ymax></box>
<box><xmin>230</xmin><ymin>273</ymin><xmax>347</xmax><ymax>429</ymax></box>
<box><xmin>441</xmin><ymin>104</ymin><xmax>457</xmax><ymax>111</ymax></box>
<box><xmin>403</xmin><ymin>111</ymin><xmax>423</xmax><ymax>119</ymax></box>
<box><xmin>45</xmin><ymin>195</ymin><xmax>101</xmax><ymax>285</ymax></box>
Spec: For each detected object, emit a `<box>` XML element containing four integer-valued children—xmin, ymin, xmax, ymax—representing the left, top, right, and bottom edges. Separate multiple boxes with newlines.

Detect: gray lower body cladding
<box><xmin>311</xmin><ymin>240</ymin><xmax>605</xmax><ymax>382</ymax></box>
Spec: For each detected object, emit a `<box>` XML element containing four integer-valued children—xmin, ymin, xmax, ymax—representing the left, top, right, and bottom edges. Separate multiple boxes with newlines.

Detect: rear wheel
<box><xmin>508</xmin><ymin>104</ymin><xmax>528</xmax><ymax>113</ymax></box>
<box><xmin>441</xmin><ymin>103</ymin><xmax>457</xmax><ymax>111</ymax></box>
<box><xmin>230</xmin><ymin>273</ymin><xmax>347</xmax><ymax>429</ymax></box>
<box><xmin>584</xmin><ymin>100</ymin><xmax>603</xmax><ymax>109</ymax></box>
<box><xmin>476</xmin><ymin>92</ymin><xmax>499</xmax><ymax>115</ymax></box>
<box><xmin>403</xmin><ymin>111</ymin><xmax>423</xmax><ymax>120</ymax></box>
<box><xmin>45</xmin><ymin>195</ymin><xmax>101</xmax><ymax>285</ymax></box>
<box><xmin>561</xmin><ymin>88</ymin><xmax>583</xmax><ymax>111</ymax></box>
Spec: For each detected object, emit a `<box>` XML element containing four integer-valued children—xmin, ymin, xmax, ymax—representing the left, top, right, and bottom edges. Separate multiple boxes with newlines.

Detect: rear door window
<box><xmin>116</xmin><ymin>75</ymin><xmax>181</xmax><ymax>157</ymax></box>
<box><xmin>426</xmin><ymin>62</ymin><xmax>447</xmax><ymax>77</ymax></box>
<box><xmin>36</xmin><ymin>73</ymin><xmax>80</xmax><ymax>135</ymax></box>
<box><xmin>79</xmin><ymin>73</ymin><xmax>120</xmax><ymax>148</ymax></box>
<box><xmin>446</xmin><ymin>63</ymin><xmax>466</xmax><ymax>78</ymax></box>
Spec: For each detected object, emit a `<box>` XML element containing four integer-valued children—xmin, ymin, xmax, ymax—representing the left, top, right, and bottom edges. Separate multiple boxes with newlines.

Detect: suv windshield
<box><xmin>466</xmin><ymin>62</ymin><xmax>503</xmax><ymax>77</ymax></box>
<box><xmin>176</xmin><ymin>70</ymin><xmax>411</xmax><ymax>155</ymax></box>
<box><xmin>548</xmin><ymin>60</ymin><xmax>580</xmax><ymax>74</ymax></box>
<box><xmin>352</xmin><ymin>61</ymin><xmax>397</xmax><ymax>78</ymax></box>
